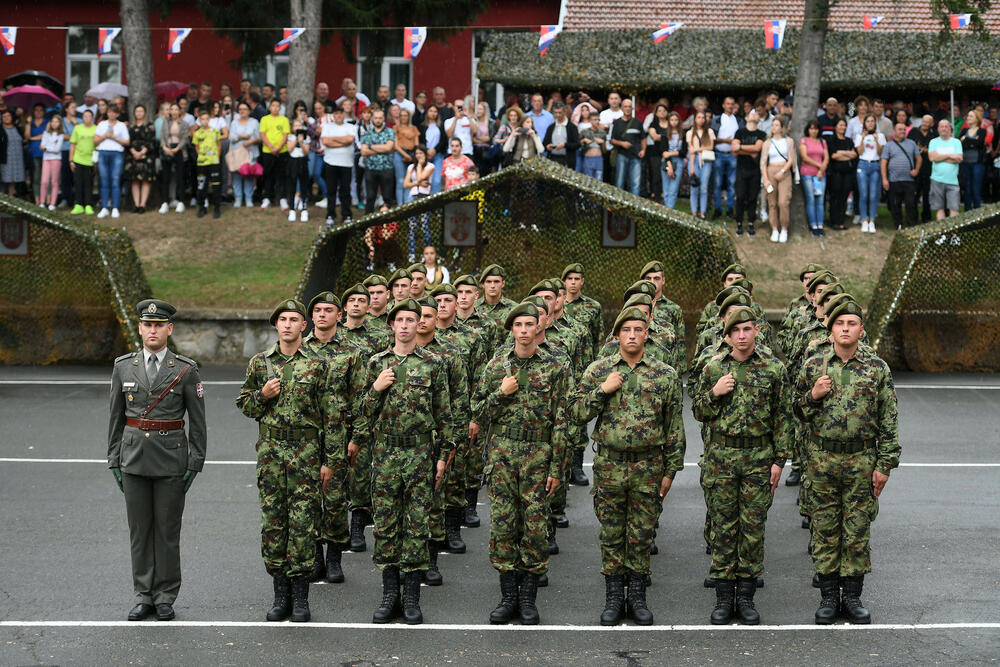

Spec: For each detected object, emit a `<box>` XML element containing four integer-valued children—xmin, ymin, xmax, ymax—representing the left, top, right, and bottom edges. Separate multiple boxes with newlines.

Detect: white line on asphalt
<box><xmin>0</xmin><ymin>620</ymin><xmax>997</xmax><ymax>632</ymax></box>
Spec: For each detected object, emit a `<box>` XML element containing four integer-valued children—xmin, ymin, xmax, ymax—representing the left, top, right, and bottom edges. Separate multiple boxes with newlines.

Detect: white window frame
<box><xmin>355</xmin><ymin>34</ymin><xmax>412</xmax><ymax>98</ymax></box>
<box><xmin>472</xmin><ymin>30</ymin><xmax>505</xmax><ymax>113</ymax></box>
<box><xmin>243</xmin><ymin>54</ymin><xmax>290</xmax><ymax>89</ymax></box>
<box><xmin>66</xmin><ymin>25</ymin><xmax>122</xmax><ymax>95</ymax></box>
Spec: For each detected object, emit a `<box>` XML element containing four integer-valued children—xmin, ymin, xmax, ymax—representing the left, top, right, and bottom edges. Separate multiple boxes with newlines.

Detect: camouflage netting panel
<box><xmin>297</xmin><ymin>158</ymin><xmax>738</xmax><ymax>359</ymax></box>
<box><xmin>867</xmin><ymin>204</ymin><xmax>1000</xmax><ymax>372</ymax></box>
<box><xmin>0</xmin><ymin>194</ymin><xmax>150</xmax><ymax>364</ymax></box>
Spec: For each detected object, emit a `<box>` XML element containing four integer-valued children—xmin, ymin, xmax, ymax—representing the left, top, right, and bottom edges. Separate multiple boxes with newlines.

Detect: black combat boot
<box><xmin>801</xmin><ymin>515</ymin><xmax>811</xmax><ymax>529</ymax></box>
<box><xmin>570</xmin><ymin>449</ymin><xmax>589</xmax><ymax>486</ymax></box>
<box><xmin>402</xmin><ymin>570</ymin><xmax>423</xmax><ymax>624</ymax></box>
<box><xmin>424</xmin><ymin>544</ymin><xmax>443</xmax><ymax>586</ymax></box>
<box><xmin>840</xmin><ymin>575</ymin><xmax>871</xmax><ymax>624</ymax></box>
<box><xmin>547</xmin><ymin>518</ymin><xmax>559</xmax><ymax>555</ymax></box>
<box><xmin>489</xmin><ymin>571</ymin><xmax>519</xmax><ymax>624</ymax></box>
<box><xmin>710</xmin><ymin>579</ymin><xmax>735</xmax><ymax>624</ymax></box>
<box><xmin>290</xmin><ymin>578</ymin><xmax>311</xmax><ymax>622</ymax></box>
<box><xmin>444</xmin><ymin>508</ymin><xmax>467</xmax><ymax>553</ymax></box>
<box><xmin>626</xmin><ymin>572</ymin><xmax>654</xmax><ymax>625</ymax></box>
<box><xmin>372</xmin><ymin>566</ymin><xmax>401</xmax><ymax>623</ymax></box>
<box><xmin>266</xmin><ymin>575</ymin><xmax>291</xmax><ymax>621</ymax></box>
<box><xmin>310</xmin><ymin>541</ymin><xmax>325</xmax><ymax>582</ymax></box>
<box><xmin>349</xmin><ymin>510</ymin><xmax>367</xmax><ymax>552</ymax></box>
<box><xmin>814</xmin><ymin>573</ymin><xmax>840</xmax><ymax>624</ymax></box>
<box><xmin>325</xmin><ymin>544</ymin><xmax>344</xmax><ymax>583</ymax></box>
<box><xmin>518</xmin><ymin>572</ymin><xmax>540</xmax><ymax>625</ymax></box>
<box><xmin>735</xmin><ymin>578</ymin><xmax>760</xmax><ymax>624</ymax></box>
<box><xmin>536</xmin><ymin>573</ymin><xmax>549</xmax><ymax>587</ymax></box>
<box><xmin>600</xmin><ymin>574</ymin><xmax>626</xmax><ymax>625</ymax></box>
<box><xmin>812</xmin><ymin>572</ymin><xmax>821</xmax><ymax>588</ymax></box>
<box><xmin>555</xmin><ymin>514</ymin><xmax>570</xmax><ymax>528</ymax></box>
<box><xmin>650</xmin><ymin>540</ymin><xmax>659</xmax><ymax>555</ymax></box>
<box><xmin>785</xmin><ymin>469</ymin><xmax>802</xmax><ymax>486</ymax></box>
<box><xmin>463</xmin><ymin>488</ymin><xmax>480</xmax><ymax>527</ymax></box>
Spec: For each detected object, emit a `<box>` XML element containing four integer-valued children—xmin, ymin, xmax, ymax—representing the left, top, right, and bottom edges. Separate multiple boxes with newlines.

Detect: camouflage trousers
<box><xmin>592</xmin><ymin>452</ymin><xmax>664</xmax><ymax>575</ymax></box>
<box><xmin>462</xmin><ymin>433</ymin><xmax>484</xmax><ymax>494</ymax></box>
<box><xmin>805</xmin><ymin>444</ymin><xmax>879</xmax><ymax>577</ymax></box>
<box><xmin>349</xmin><ymin>435</ymin><xmax>373</xmax><ymax>514</ymax></box>
<box><xmin>485</xmin><ymin>437</ymin><xmax>552</xmax><ymax>575</ymax></box>
<box><xmin>428</xmin><ymin>452</ymin><xmax>463</xmax><ymax>543</ymax></box>
<box><xmin>256</xmin><ymin>437</ymin><xmax>321</xmax><ymax>579</ymax></box>
<box><xmin>700</xmin><ymin>443</ymin><xmax>774</xmax><ymax>580</ymax></box>
<box><xmin>548</xmin><ymin>436</ymin><xmax>582</xmax><ymax>518</ymax></box>
<box><xmin>320</xmin><ymin>458</ymin><xmax>350</xmax><ymax>549</ymax></box>
<box><xmin>372</xmin><ymin>441</ymin><xmax>433</xmax><ymax>573</ymax></box>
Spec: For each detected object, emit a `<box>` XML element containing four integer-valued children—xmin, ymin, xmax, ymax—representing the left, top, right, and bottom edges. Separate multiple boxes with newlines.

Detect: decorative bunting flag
<box><xmin>167</xmin><ymin>28</ymin><xmax>191</xmax><ymax>60</ymax></box>
<box><xmin>950</xmin><ymin>13</ymin><xmax>972</xmax><ymax>28</ymax></box>
<box><xmin>653</xmin><ymin>22</ymin><xmax>683</xmax><ymax>43</ymax></box>
<box><xmin>863</xmin><ymin>15</ymin><xmax>884</xmax><ymax>30</ymax></box>
<box><xmin>538</xmin><ymin>25</ymin><xmax>561</xmax><ymax>56</ymax></box>
<box><xmin>403</xmin><ymin>26</ymin><xmax>427</xmax><ymax>59</ymax></box>
<box><xmin>0</xmin><ymin>27</ymin><xmax>16</xmax><ymax>56</ymax></box>
<box><xmin>764</xmin><ymin>20</ymin><xmax>786</xmax><ymax>50</ymax></box>
<box><xmin>98</xmin><ymin>27</ymin><xmax>121</xmax><ymax>55</ymax></box>
<box><xmin>274</xmin><ymin>28</ymin><xmax>305</xmax><ymax>53</ymax></box>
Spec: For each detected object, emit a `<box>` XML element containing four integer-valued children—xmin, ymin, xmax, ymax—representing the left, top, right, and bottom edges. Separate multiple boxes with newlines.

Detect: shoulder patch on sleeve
<box><xmin>175</xmin><ymin>354</ymin><xmax>199</xmax><ymax>368</ymax></box>
<box><xmin>114</xmin><ymin>352</ymin><xmax>137</xmax><ymax>364</ymax></box>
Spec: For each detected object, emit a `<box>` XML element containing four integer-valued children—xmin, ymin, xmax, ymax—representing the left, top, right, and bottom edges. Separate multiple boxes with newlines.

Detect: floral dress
<box><xmin>124</xmin><ymin>122</ymin><xmax>156</xmax><ymax>181</ymax></box>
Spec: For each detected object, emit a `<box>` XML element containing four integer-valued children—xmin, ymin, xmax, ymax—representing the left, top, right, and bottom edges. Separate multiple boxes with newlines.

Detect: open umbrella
<box><xmin>2</xmin><ymin>85</ymin><xmax>60</xmax><ymax>112</ymax></box>
<box><xmin>155</xmin><ymin>81</ymin><xmax>189</xmax><ymax>101</ymax></box>
<box><xmin>3</xmin><ymin>70</ymin><xmax>64</xmax><ymax>97</ymax></box>
<box><xmin>85</xmin><ymin>81</ymin><xmax>129</xmax><ymax>100</ymax></box>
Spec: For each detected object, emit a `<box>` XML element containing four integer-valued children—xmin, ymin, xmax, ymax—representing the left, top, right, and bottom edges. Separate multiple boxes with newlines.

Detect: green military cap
<box><xmin>723</xmin><ymin>306</ymin><xmax>757</xmax><ymax>336</ymax></box>
<box><xmin>341</xmin><ymin>283</ymin><xmax>369</xmax><ymax>303</ymax></box>
<box><xmin>806</xmin><ymin>270</ymin><xmax>836</xmax><ymax>294</ymax></box>
<box><xmin>362</xmin><ymin>274</ymin><xmax>388</xmax><ymax>288</ymax></box>
<box><xmin>429</xmin><ymin>283</ymin><xmax>457</xmax><ymax>298</ymax></box>
<box><xmin>821</xmin><ymin>292</ymin><xmax>853</xmax><ymax>316</ymax></box>
<box><xmin>721</xmin><ymin>263</ymin><xmax>747</xmax><ymax>282</ymax></box>
<box><xmin>719</xmin><ymin>291</ymin><xmax>752</xmax><ymax>314</ymax></box>
<box><xmin>307</xmin><ymin>291</ymin><xmax>341</xmax><ymax>314</ymax></box>
<box><xmin>453</xmin><ymin>274</ymin><xmax>479</xmax><ymax>289</ymax></box>
<box><xmin>407</xmin><ymin>263</ymin><xmax>428</xmax><ymax>276</ymax></box>
<box><xmin>623</xmin><ymin>293</ymin><xmax>653</xmax><ymax>309</ymax></box>
<box><xmin>799</xmin><ymin>263</ymin><xmax>826</xmax><ymax>281</ymax></box>
<box><xmin>415</xmin><ymin>295</ymin><xmax>437</xmax><ymax>310</ymax></box>
<box><xmin>561</xmin><ymin>263</ymin><xmax>584</xmax><ymax>280</ymax></box>
<box><xmin>387</xmin><ymin>298</ymin><xmax>422</xmax><ymax>322</ymax></box>
<box><xmin>521</xmin><ymin>295</ymin><xmax>549</xmax><ymax>314</ymax></box>
<box><xmin>137</xmin><ymin>299</ymin><xmax>176</xmax><ymax>322</ymax></box>
<box><xmin>528</xmin><ymin>279</ymin><xmax>558</xmax><ymax>296</ymax></box>
<box><xmin>480</xmin><ymin>263</ymin><xmax>506</xmax><ymax>279</ymax></box>
<box><xmin>612</xmin><ymin>307</ymin><xmax>649</xmax><ymax>335</ymax></box>
<box><xmin>639</xmin><ymin>260</ymin><xmax>664</xmax><ymax>279</ymax></box>
<box><xmin>715</xmin><ymin>285</ymin><xmax>750</xmax><ymax>307</ymax></box>
<box><xmin>816</xmin><ymin>282</ymin><xmax>846</xmax><ymax>308</ymax></box>
<box><xmin>551</xmin><ymin>277</ymin><xmax>565</xmax><ymax>291</ymax></box>
<box><xmin>504</xmin><ymin>301</ymin><xmax>541</xmax><ymax>330</ymax></box>
<box><xmin>624</xmin><ymin>280</ymin><xmax>657</xmax><ymax>299</ymax></box>
<box><xmin>731</xmin><ymin>277</ymin><xmax>754</xmax><ymax>294</ymax></box>
<box><xmin>269</xmin><ymin>298</ymin><xmax>307</xmax><ymax>325</ymax></box>
<box><xmin>387</xmin><ymin>267</ymin><xmax>413</xmax><ymax>287</ymax></box>
<box><xmin>826</xmin><ymin>298</ymin><xmax>864</xmax><ymax>329</ymax></box>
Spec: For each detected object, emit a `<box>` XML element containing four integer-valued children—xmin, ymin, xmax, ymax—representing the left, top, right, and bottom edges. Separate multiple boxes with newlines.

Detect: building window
<box><xmin>473</xmin><ymin>30</ymin><xmax>505</xmax><ymax>114</ymax></box>
<box><xmin>66</xmin><ymin>26</ymin><xmax>122</xmax><ymax>96</ymax></box>
<box><xmin>357</xmin><ymin>32</ymin><xmax>412</xmax><ymax>101</ymax></box>
<box><xmin>243</xmin><ymin>55</ymin><xmax>289</xmax><ymax>90</ymax></box>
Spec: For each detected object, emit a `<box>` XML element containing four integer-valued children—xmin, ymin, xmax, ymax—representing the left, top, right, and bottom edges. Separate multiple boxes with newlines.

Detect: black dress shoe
<box><xmin>128</xmin><ymin>603</ymin><xmax>155</xmax><ymax>621</ymax></box>
<box><xmin>155</xmin><ymin>603</ymin><xmax>175</xmax><ymax>621</ymax></box>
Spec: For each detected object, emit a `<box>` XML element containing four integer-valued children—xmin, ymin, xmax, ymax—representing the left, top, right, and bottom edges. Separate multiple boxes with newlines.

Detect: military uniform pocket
<box><xmin>481</xmin><ymin>462</ymin><xmax>494</xmax><ymax>487</ymax></box>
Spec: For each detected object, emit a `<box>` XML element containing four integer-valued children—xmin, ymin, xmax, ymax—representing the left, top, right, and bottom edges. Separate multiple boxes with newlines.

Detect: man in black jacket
<box><xmin>542</xmin><ymin>102</ymin><xmax>581</xmax><ymax>229</ymax></box>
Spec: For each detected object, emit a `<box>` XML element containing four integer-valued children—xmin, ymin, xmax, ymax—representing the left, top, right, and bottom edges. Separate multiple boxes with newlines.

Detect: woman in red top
<box><xmin>441</xmin><ymin>137</ymin><xmax>474</xmax><ymax>190</ymax></box>
<box><xmin>798</xmin><ymin>120</ymin><xmax>829</xmax><ymax>236</ymax></box>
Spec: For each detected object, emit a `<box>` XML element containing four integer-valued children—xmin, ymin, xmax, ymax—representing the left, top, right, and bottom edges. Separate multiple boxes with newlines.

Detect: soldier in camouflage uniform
<box><xmin>236</xmin><ymin>299</ymin><xmax>347</xmax><ymax>623</ymax></box>
<box><xmin>476</xmin><ymin>263</ymin><xmax>518</xmax><ymax>327</ymax></box>
<box><xmin>597</xmin><ymin>294</ymin><xmax>673</xmax><ymax>365</ymax></box>
<box><xmin>363</xmin><ymin>274</ymin><xmax>391</xmax><ymax>329</ymax></box>
<box><xmin>694</xmin><ymin>286</ymin><xmax>770</xmax><ymax>356</ymax></box>
<box><xmin>455</xmin><ymin>274</ymin><xmax>504</xmax><ymax>361</ymax></box>
<box><xmin>472</xmin><ymin>301</ymin><xmax>569</xmax><ymax>625</ymax></box>
<box><xmin>352</xmin><ymin>299</ymin><xmax>454</xmax><ymax>625</ymax></box>
<box><xmin>387</xmin><ymin>267</ymin><xmax>414</xmax><ymax>307</ymax></box>
<box><xmin>562</xmin><ymin>263</ymin><xmax>605</xmax><ymax>365</ymax></box>
<box><xmin>695</xmin><ymin>263</ymin><xmax>748</xmax><ymax>340</ymax></box>
<box><xmin>692</xmin><ymin>307</ymin><xmax>791</xmax><ymax>625</ymax></box>
<box><xmin>302</xmin><ymin>291</ymin><xmax>366</xmax><ymax>585</ymax></box>
<box><xmin>570</xmin><ymin>307</ymin><xmax>686</xmax><ymax>626</ymax></box>
<box><xmin>777</xmin><ymin>263</ymin><xmax>824</xmax><ymax>356</ymax></box>
<box><xmin>408</xmin><ymin>263</ymin><xmax>429</xmax><ymax>299</ymax></box>
<box><xmin>795</xmin><ymin>298</ymin><xmax>900</xmax><ymax>625</ymax></box>
<box><xmin>638</xmin><ymin>261</ymin><xmax>687</xmax><ymax>372</ymax></box>
<box><xmin>623</xmin><ymin>279</ymin><xmax>683</xmax><ymax>372</ymax></box>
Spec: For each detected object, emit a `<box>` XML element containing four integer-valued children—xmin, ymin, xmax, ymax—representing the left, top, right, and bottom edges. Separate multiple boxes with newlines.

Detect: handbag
<box><xmin>226</xmin><ymin>144</ymin><xmax>250</xmax><ymax>172</ymax></box>
<box><xmin>701</xmin><ymin>149</ymin><xmax>716</xmax><ymax>162</ymax></box>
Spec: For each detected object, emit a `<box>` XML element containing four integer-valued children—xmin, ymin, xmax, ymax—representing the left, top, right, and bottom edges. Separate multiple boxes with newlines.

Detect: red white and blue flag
<box><xmin>950</xmin><ymin>13</ymin><xmax>972</xmax><ymax>28</ymax></box>
<box><xmin>653</xmin><ymin>22</ymin><xmax>683</xmax><ymax>43</ymax></box>
<box><xmin>167</xmin><ymin>28</ymin><xmax>191</xmax><ymax>60</ymax></box>
<box><xmin>98</xmin><ymin>27</ymin><xmax>121</xmax><ymax>55</ymax></box>
<box><xmin>539</xmin><ymin>25</ymin><xmax>561</xmax><ymax>56</ymax></box>
<box><xmin>764</xmin><ymin>20</ymin><xmax>786</xmax><ymax>50</ymax></box>
<box><xmin>274</xmin><ymin>28</ymin><xmax>305</xmax><ymax>53</ymax></box>
<box><xmin>0</xmin><ymin>27</ymin><xmax>16</xmax><ymax>56</ymax></box>
<box><xmin>403</xmin><ymin>27</ymin><xmax>427</xmax><ymax>59</ymax></box>
<box><xmin>863</xmin><ymin>15</ymin><xmax>884</xmax><ymax>31</ymax></box>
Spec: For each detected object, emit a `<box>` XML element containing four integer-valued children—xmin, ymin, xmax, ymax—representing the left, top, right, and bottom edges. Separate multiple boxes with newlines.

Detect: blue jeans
<box><xmin>802</xmin><ymin>174</ymin><xmax>826</xmax><ymax>228</ymax></box>
<box><xmin>232</xmin><ymin>172</ymin><xmax>255</xmax><ymax>204</ymax></box>
<box><xmin>712</xmin><ymin>151</ymin><xmax>737</xmax><ymax>213</ymax></box>
<box><xmin>393</xmin><ymin>152</ymin><xmax>408</xmax><ymax>207</ymax></box>
<box><xmin>856</xmin><ymin>160</ymin><xmax>881</xmax><ymax>220</ymax></box>
<box><xmin>615</xmin><ymin>153</ymin><xmax>642</xmax><ymax>195</ymax></box>
<box><xmin>689</xmin><ymin>157</ymin><xmax>712</xmax><ymax>214</ymax></box>
<box><xmin>98</xmin><ymin>150</ymin><xmax>124</xmax><ymax>209</ymax></box>
<box><xmin>661</xmin><ymin>157</ymin><xmax>684</xmax><ymax>208</ymax></box>
<box><xmin>961</xmin><ymin>162</ymin><xmax>984</xmax><ymax>210</ymax></box>
<box><xmin>308</xmin><ymin>152</ymin><xmax>327</xmax><ymax>199</ymax></box>
<box><xmin>430</xmin><ymin>153</ymin><xmax>443</xmax><ymax>194</ymax></box>
<box><xmin>582</xmin><ymin>155</ymin><xmax>603</xmax><ymax>181</ymax></box>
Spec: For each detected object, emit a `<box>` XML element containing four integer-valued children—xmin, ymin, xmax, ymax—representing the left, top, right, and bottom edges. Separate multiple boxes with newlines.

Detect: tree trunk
<box><xmin>120</xmin><ymin>0</ymin><xmax>155</xmax><ymax>118</ymax></box>
<box><xmin>287</xmin><ymin>0</ymin><xmax>322</xmax><ymax>118</ymax></box>
<box><xmin>788</xmin><ymin>0</ymin><xmax>830</xmax><ymax>235</ymax></box>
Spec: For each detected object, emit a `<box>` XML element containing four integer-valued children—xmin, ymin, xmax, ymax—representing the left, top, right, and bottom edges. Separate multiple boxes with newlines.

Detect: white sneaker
<box><xmin>47</xmin><ymin>204</ymin><xmax>56</xmax><ymax>211</ymax></box>
<box><xmin>760</xmin><ymin>208</ymin><xmax>769</xmax><ymax>222</ymax></box>
<box><xmin>300</xmin><ymin>210</ymin><xmax>309</xmax><ymax>222</ymax></box>
<box><xmin>280</xmin><ymin>198</ymin><xmax>289</xmax><ymax>211</ymax></box>
<box><xmin>97</xmin><ymin>207</ymin><xmax>110</xmax><ymax>219</ymax></box>
<box><xmin>861</xmin><ymin>220</ymin><xmax>870</xmax><ymax>233</ymax></box>
<box><xmin>261</xmin><ymin>198</ymin><xmax>271</xmax><ymax>209</ymax></box>
<box><xmin>158</xmin><ymin>202</ymin><xmax>169</xmax><ymax>214</ymax></box>
<box><xmin>325</xmin><ymin>216</ymin><xmax>334</xmax><ymax>228</ymax></box>
<box><xmin>233</xmin><ymin>200</ymin><xmax>242</xmax><ymax>208</ymax></box>
<box><xmin>770</xmin><ymin>229</ymin><xmax>779</xmax><ymax>242</ymax></box>
<box><xmin>176</xmin><ymin>202</ymin><xmax>185</xmax><ymax>213</ymax></box>
<box><xmin>111</xmin><ymin>208</ymin><xmax>120</xmax><ymax>219</ymax></box>
<box><xmin>316</xmin><ymin>198</ymin><xmax>327</xmax><ymax>209</ymax></box>
<box><xmin>779</xmin><ymin>229</ymin><xmax>788</xmax><ymax>243</ymax></box>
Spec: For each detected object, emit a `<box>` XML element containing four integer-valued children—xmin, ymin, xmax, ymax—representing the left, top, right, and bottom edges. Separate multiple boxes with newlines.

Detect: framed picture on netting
<box><xmin>0</xmin><ymin>215</ymin><xmax>29</xmax><ymax>256</ymax></box>
<box><xmin>602</xmin><ymin>209</ymin><xmax>637</xmax><ymax>248</ymax></box>
<box><xmin>443</xmin><ymin>201</ymin><xmax>478</xmax><ymax>247</ymax></box>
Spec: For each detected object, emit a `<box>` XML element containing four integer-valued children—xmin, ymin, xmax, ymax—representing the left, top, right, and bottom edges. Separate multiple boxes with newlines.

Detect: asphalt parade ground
<box><xmin>1</xmin><ymin>366</ymin><xmax>998</xmax><ymax>665</ymax></box>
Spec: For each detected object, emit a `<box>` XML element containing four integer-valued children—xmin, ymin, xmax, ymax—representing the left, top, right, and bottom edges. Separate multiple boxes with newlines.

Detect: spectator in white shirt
<box><xmin>321</xmin><ymin>106</ymin><xmax>358</xmax><ymax>227</ymax></box>
<box><xmin>444</xmin><ymin>98</ymin><xmax>474</xmax><ymax>156</ymax></box>
<box><xmin>390</xmin><ymin>84</ymin><xmax>415</xmax><ymax>115</ymax></box>
<box><xmin>94</xmin><ymin>104</ymin><xmax>130</xmax><ymax>218</ymax></box>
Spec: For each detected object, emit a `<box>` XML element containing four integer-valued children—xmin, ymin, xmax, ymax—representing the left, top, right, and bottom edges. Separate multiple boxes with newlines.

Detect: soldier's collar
<box><xmin>613</xmin><ymin>351</ymin><xmax>650</xmax><ymax>369</ymax></box>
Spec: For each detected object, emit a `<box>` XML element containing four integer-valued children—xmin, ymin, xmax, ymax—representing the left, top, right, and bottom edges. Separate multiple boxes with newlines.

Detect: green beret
<box><xmin>453</xmin><ymin>274</ymin><xmax>479</xmax><ymax>289</ymax></box>
<box><xmin>521</xmin><ymin>295</ymin><xmax>549</xmax><ymax>314</ymax></box>
<box><xmin>722</xmin><ymin>263</ymin><xmax>747</xmax><ymax>282</ymax></box>
<box><xmin>715</xmin><ymin>285</ymin><xmax>750</xmax><ymax>306</ymax></box>
<box><xmin>719</xmin><ymin>291</ymin><xmax>752</xmax><ymax>315</ymax></box>
<box><xmin>362</xmin><ymin>274</ymin><xmax>388</xmax><ymax>288</ymax></box>
<box><xmin>480</xmin><ymin>263</ymin><xmax>505</xmax><ymax>279</ymax></box>
<box><xmin>308</xmin><ymin>291</ymin><xmax>341</xmax><ymax>314</ymax></box>
<box><xmin>623</xmin><ymin>293</ymin><xmax>653</xmax><ymax>309</ymax></box>
<box><xmin>799</xmin><ymin>263</ymin><xmax>826</xmax><ymax>281</ymax></box>
<box><xmin>388</xmin><ymin>268</ymin><xmax>413</xmax><ymax>287</ymax></box>
<box><xmin>816</xmin><ymin>282</ymin><xmax>846</xmax><ymax>308</ymax></box>
<box><xmin>826</xmin><ymin>298</ymin><xmax>864</xmax><ymax>329</ymax></box>
<box><xmin>821</xmin><ymin>292</ymin><xmax>853</xmax><ymax>318</ymax></box>
<box><xmin>730</xmin><ymin>277</ymin><xmax>754</xmax><ymax>294</ymax></box>
<box><xmin>528</xmin><ymin>279</ymin><xmax>558</xmax><ymax>296</ymax></box>
<box><xmin>639</xmin><ymin>260</ymin><xmax>664</xmax><ymax>279</ymax></box>
<box><xmin>504</xmin><ymin>301</ymin><xmax>541</xmax><ymax>330</ymax></box>
<box><xmin>270</xmin><ymin>298</ymin><xmax>307</xmax><ymax>325</ymax></box>
<box><xmin>624</xmin><ymin>280</ymin><xmax>657</xmax><ymax>299</ymax></box>
<box><xmin>137</xmin><ymin>299</ymin><xmax>176</xmax><ymax>322</ymax></box>
<box><xmin>561</xmin><ymin>263</ymin><xmax>584</xmax><ymax>280</ymax></box>
<box><xmin>723</xmin><ymin>306</ymin><xmax>756</xmax><ymax>336</ymax></box>
<box><xmin>613</xmin><ymin>307</ymin><xmax>649</xmax><ymax>335</ymax></box>
<box><xmin>430</xmin><ymin>283</ymin><xmax>457</xmax><ymax>298</ymax></box>
<box><xmin>341</xmin><ymin>283</ymin><xmax>369</xmax><ymax>303</ymax></box>
<box><xmin>551</xmin><ymin>277</ymin><xmax>565</xmax><ymax>291</ymax></box>
<box><xmin>416</xmin><ymin>295</ymin><xmax>437</xmax><ymax>310</ymax></box>
<box><xmin>407</xmin><ymin>263</ymin><xmax>428</xmax><ymax>276</ymax></box>
<box><xmin>807</xmin><ymin>270</ymin><xmax>836</xmax><ymax>294</ymax></box>
<box><xmin>388</xmin><ymin>298</ymin><xmax>421</xmax><ymax>322</ymax></box>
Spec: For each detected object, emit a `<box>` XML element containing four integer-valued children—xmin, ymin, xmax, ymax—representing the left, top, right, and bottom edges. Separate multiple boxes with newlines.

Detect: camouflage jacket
<box><xmin>697</xmin><ymin>316</ymin><xmax>775</xmax><ymax>360</ymax></box>
<box><xmin>777</xmin><ymin>296</ymin><xmax>812</xmax><ymax>356</ymax></box>
<box><xmin>794</xmin><ymin>344</ymin><xmax>901</xmax><ymax>474</ymax></box>
<box><xmin>688</xmin><ymin>339</ymin><xmax>775</xmax><ymax>398</ymax></box>
<box><xmin>471</xmin><ymin>345</ymin><xmax>571</xmax><ymax>479</ymax></box>
<box><xmin>436</xmin><ymin>318</ymin><xmax>489</xmax><ymax>391</ymax></box>
<box><xmin>651</xmin><ymin>295</ymin><xmax>688</xmax><ymax>372</ymax></box>
<box><xmin>476</xmin><ymin>296</ymin><xmax>518</xmax><ymax>328</ymax></box>
<box><xmin>598</xmin><ymin>336</ymin><xmax>673</xmax><ymax>367</ymax></box>
<box><xmin>692</xmin><ymin>345</ymin><xmax>792</xmax><ymax>465</ymax></box>
<box><xmin>556</xmin><ymin>312</ymin><xmax>592</xmax><ymax>368</ymax></box>
<box><xmin>236</xmin><ymin>343</ymin><xmax>346</xmax><ymax>468</ymax></box>
<box><xmin>569</xmin><ymin>351</ymin><xmax>686</xmax><ymax>479</ymax></box>
<box><xmin>564</xmin><ymin>294</ymin><xmax>604</xmax><ymax>364</ymax></box>
<box><xmin>458</xmin><ymin>308</ymin><xmax>504</xmax><ymax>360</ymax></box>
<box><xmin>421</xmin><ymin>336</ymin><xmax>471</xmax><ymax>449</ymax></box>
<box><xmin>303</xmin><ymin>329</ymin><xmax>367</xmax><ymax>425</ymax></box>
<box><xmin>543</xmin><ymin>319</ymin><xmax>584</xmax><ymax>382</ymax></box>
<box><xmin>341</xmin><ymin>319</ymin><xmax>392</xmax><ymax>359</ymax></box>
<box><xmin>786</xmin><ymin>317</ymin><xmax>829</xmax><ymax>378</ymax></box>
<box><xmin>368</xmin><ymin>311</ymin><xmax>390</xmax><ymax>329</ymax></box>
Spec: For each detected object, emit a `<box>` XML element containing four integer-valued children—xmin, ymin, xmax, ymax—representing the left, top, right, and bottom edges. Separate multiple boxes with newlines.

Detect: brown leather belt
<box><xmin>127</xmin><ymin>417</ymin><xmax>185</xmax><ymax>431</ymax></box>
